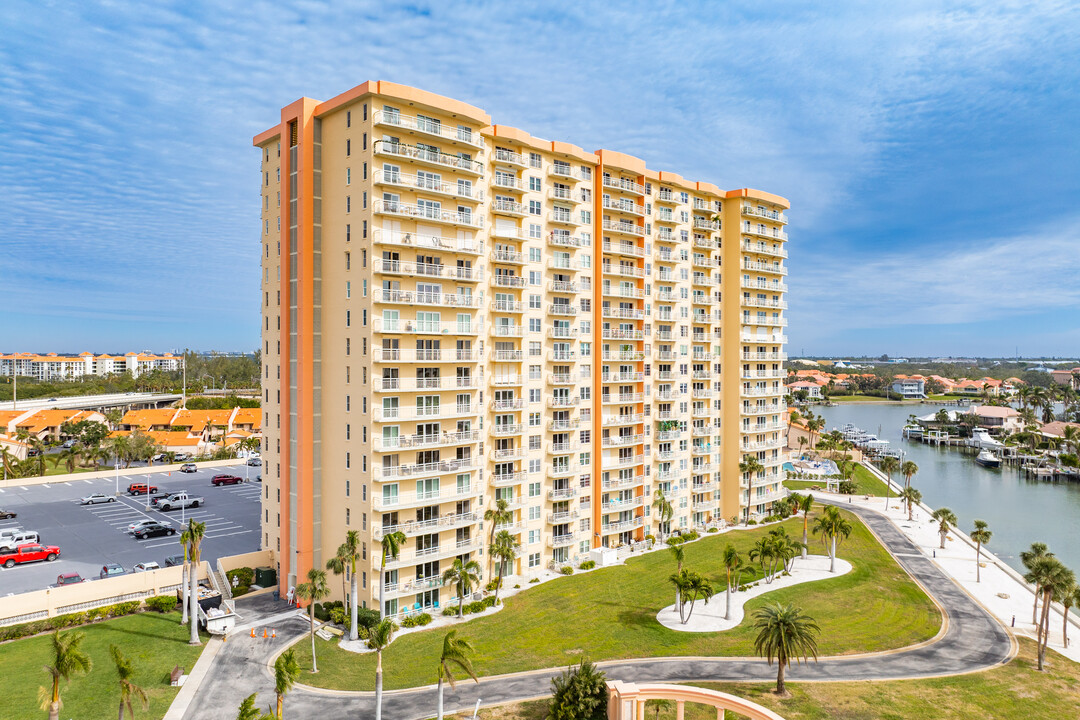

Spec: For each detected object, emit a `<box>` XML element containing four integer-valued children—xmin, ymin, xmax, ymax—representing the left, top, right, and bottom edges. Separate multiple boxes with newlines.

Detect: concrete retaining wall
<box><xmin>1</xmin><ymin>458</ymin><xmax>243</xmax><ymax>489</ymax></box>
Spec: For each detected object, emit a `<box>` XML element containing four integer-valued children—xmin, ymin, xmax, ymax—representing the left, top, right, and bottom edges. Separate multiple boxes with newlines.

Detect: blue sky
<box><xmin>2</xmin><ymin>1</ymin><xmax>1078</xmax><ymax>357</ymax></box>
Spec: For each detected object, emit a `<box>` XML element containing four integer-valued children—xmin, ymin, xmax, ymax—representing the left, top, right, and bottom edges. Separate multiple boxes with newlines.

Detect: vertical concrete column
<box><xmin>636</xmin><ymin>699</ymin><xmax>646</xmax><ymax>720</ymax></box>
<box><xmin>676</xmin><ymin>700</ymin><xmax>685</xmax><ymax>720</ymax></box>
<box><xmin>716</xmin><ymin>707</ymin><xmax>724</xmax><ymax>720</ymax></box>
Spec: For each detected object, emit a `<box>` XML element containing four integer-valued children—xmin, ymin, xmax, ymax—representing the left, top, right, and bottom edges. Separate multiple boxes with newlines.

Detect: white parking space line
<box><xmin>19</xmin><ymin>486</ymin><xmax>27</xmax><ymax>491</ymax></box>
<box><xmin>205</xmin><ymin>529</ymin><xmax>254</xmax><ymax>539</ymax></box>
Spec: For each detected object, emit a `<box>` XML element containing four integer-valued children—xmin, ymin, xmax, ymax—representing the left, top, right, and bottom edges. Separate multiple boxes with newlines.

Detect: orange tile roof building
<box><xmin>254</xmin><ymin>81</ymin><xmax>791</xmax><ymax>613</ymax></box>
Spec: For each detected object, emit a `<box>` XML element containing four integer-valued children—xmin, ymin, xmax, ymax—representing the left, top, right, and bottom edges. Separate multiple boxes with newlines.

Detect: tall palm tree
<box><xmin>669</xmin><ymin>543</ymin><xmax>685</xmax><ymax>610</ymax></box>
<box><xmin>805</xmin><ymin>417</ymin><xmax>825</xmax><ymax>454</ymax></box>
<box><xmin>325</xmin><ymin>544</ymin><xmax>349</xmax><ymax>611</ymax></box>
<box><xmin>931</xmin><ymin>508</ymin><xmax>957</xmax><ymax>549</ymax></box>
<box><xmin>490</xmin><ymin>530</ymin><xmax>518</xmax><ymax>605</ymax></box>
<box><xmin>749</xmin><ymin>537</ymin><xmax>775</xmax><ymax>583</ymax></box>
<box><xmin>1058</xmin><ymin>581</ymin><xmax>1080</xmax><ymax>650</ymax></box>
<box><xmin>235</xmin><ymin>694</ymin><xmax>262</xmax><ymax>720</ymax></box>
<box><xmin>651</xmin><ymin>489</ymin><xmax>674</xmax><ymax>541</ymax></box>
<box><xmin>110</xmin><ymin>644</ymin><xmax>148</xmax><ymax>720</ymax></box>
<box><xmin>180</xmin><ymin>519</ymin><xmax>206</xmax><ymax>645</ymax></box>
<box><xmin>680</xmin><ymin>571</ymin><xmax>714</xmax><ymax>623</ymax></box>
<box><xmin>812</xmin><ymin>506</ymin><xmax>851</xmax><ymax>573</ymax></box>
<box><xmin>51</xmin><ymin>444</ymin><xmax>81</xmax><ymax>474</ymax></box>
<box><xmin>378</xmin><ymin>530</ymin><xmax>407</xmax><ymax>620</ymax></box>
<box><xmin>739</xmin><ymin>455</ymin><xmax>765</xmax><ymax>522</ymax></box>
<box><xmin>970</xmin><ymin>520</ymin><xmax>992</xmax><ymax>583</ymax></box>
<box><xmin>752</xmin><ymin>603</ymin><xmax>820</xmax><ymax>694</ymax></box>
<box><xmin>900</xmin><ymin>460</ymin><xmax>918</xmax><ymax>490</ymax></box>
<box><xmin>1021</xmin><ymin>542</ymin><xmax>1055</xmax><ymax>625</ymax></box>
<box><xmin>1026</xmin><ymin>556</ymin><xmax>1074</xmax><ymax>670</ymax></box>
<box><xmin>791</xmin><ymin>493</ymin><xmax>813</xmax><ymax>559</ymax></box>
<box><xmin>668</xmin><ymin>570</ymin><xmax>691</xmax><ymax>623</ymax></box>
<box><xmin>899</xmin><ymin>487</ymin><xmax>922</xmax><ymax>522</ymax></box>
<box><xmin>878</xmin><ymin>455</ymin><xmax>900</xmax><ymax>509</ymax></box>
<box><xmin>436</xmin><ymin>631</ymin><xmax>478</xmax><ymax>720</ymax></box>
<box><xmin>39</xmin><ymin>630</ymin><xmax>92</xmax><ymax>720</ymax></box>
<box><xmin>483</xmin><ymin>497</ymin><xmax>512</xmax><ymax>578</ymax></box>
<box><xmin>442</xmin><ymin>557</ymin><xmax>482</xmax><ymax>618</ymax></box>
<box><xmin>273</xmin><ymin>648</ymin><xmax>300</xmax><ymax>718</ymax></box>
<box><xmin>179</xmin><ymin>534</ymin><xmax>190</xmax><ymax>626</ymax></box>
<box><xmin>295</xmin><ymin>567</ymin><xmax>330</xmax><ymax>672</ymax></box>
<box><xmin>722</xmin><ymin>544</ymin><xmax>742</xmax><ymax>620</ymax></box>
<box><xmin>368</xmin><ymin>619</ymin><xmax>396</xmax><ymax>720</ymax></box>
<box><xmin>342</xmin><ymin>530</ymin><xmax>362</xmax><ymax>641</ymax></box>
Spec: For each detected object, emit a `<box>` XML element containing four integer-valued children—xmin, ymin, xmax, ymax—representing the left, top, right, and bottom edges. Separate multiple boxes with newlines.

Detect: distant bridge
<box><xmin>0</xmin><ymin>392</ymin><xmax>184</xmax><ymax>413</ymax></box>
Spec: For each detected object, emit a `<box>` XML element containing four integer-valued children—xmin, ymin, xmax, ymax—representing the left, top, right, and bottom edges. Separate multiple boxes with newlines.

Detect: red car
<box><xmin>127</xmin><ymin>482</ymin><xmax>159</xmax><ymax>496</ymax></box>
<box><xmin>1</xmin><ymin>543</ymin><xmax>61</xmax><ymax>568</ymax></box>
<box><xmin>211</xmin><ymin>474</ymin><xmax>242</xmax><ymax>486</ymax></box>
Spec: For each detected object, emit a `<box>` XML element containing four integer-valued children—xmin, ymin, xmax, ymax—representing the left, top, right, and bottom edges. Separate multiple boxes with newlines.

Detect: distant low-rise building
<box><xmin>0</xmin><ymin>352</ymin><xmax>183</xmax><ymax>381</ymax></box>
<box><xmin>891</xmin><ymin>375</ymin><xmax>927</xmax><ymax>399</ymax></box>
<box><xmin>788</xmin><ymin>380</ymin><xmax>823</xmax><ymax>400</ymax></box>
<box><xmin>1050</xmin><ymin>367</ymin><xmax>1080</xmax><ymax>390</ymax></box>
<box><xmin>972</xmin><ymin>405</ymin><xmax>1023</xmax><ymax>434</ymax></box>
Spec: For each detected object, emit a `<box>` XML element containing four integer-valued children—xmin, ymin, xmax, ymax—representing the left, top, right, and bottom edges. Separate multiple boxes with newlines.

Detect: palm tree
<box><xmin>436</xmin><ymin>630</ymin><xmax>478</xmax><ymax>720</ymax></box>
<box><xmin>749</xmin><ymin>537</ymin><xmax>774</xmax><ymax>582</ymax></box>
<box><xmin>39</xmin><ymin>630</ymin><xmax>92</xmax><ymax>720</ymax></box>
<box><xmin>179</xmin><ymin>535</ymin><xmax>190</xmax><ymax>626</ymax></box>
<box><xmin>273</xmin><ymin>648</ymin><xmax>300</xmax><ymax>718</ymax></box>
<box><xmin>549</xmin><ymin>658</ymin><xmax>608</xmax><ymax>720</ymax></box>
<box><xmin>490</xmin><ymin>530</ymin><xmax>518</xmax><ymax>605</ymax></box>
<box><xmin>295</xmin><ymin>567</ymin><xmax>330</xmax><ymax>672</ymax></box>
<box><xmin>378</xmin><ymin>530</ymin><xmax>407</xmax><ymax>620</ymax></box>
<box><xmin>805</xmin><ymin>417</ymin><xmax>825</xmax><ymax>454</ymax></box>
<box><xmin>680</xmin><ymin>571</ymin><xmax>713</xmax><ymax>623</ymax></box>
<box><xmin>51</xmin><ymin>444</ymin><xmax>81</xmax><ymax>474</ymax></box>
<box><xmin>651</xmin><ymin>489</ymin><xmax>674</xmax><ymax>541</ymax></box>
<box><xmin>1021</xmin><ymin>542</ymin><xmax>1055</xmax><ymax>625</ymax></box>
<box><xmin>752</xmin><ymin>603</ymin><xmax>820</xmax><ymax>694</ymax></box>
<box><xmin>342</xmin><ymin>530</ymin><xmax>362</xmax><ymax>641</ymax></box>
<box><xmin>899</xmin><ymin>487</ymin><xmax>922</xmax><ymax>522</ymax></box>
<box><xmin>326</xmin><ymin>544</ymin><xmax>348</xmax><ymax>611</ymax></box>
<box><xmin>1059</xmin><ymin>581</ymin><xmax>1080</xmax><ymax>650</ymax></box>
<box><xmin>769</xmin><ymin>527</ymin><xmax>805</xmax><ymax>574</ymax></box>
<box><xmin>721</xmin><ymin>544</ymin><xmax>742</xmax><ymax>620</ymax></box>
<box><xmin>900</xmin><ymin>460</ymin><xmax>918</xmax><ymax>489</ymax></box>
<box><xmin>970</xmin><ymin>520</ymin><xmax>992</xmax><ymax>583</ymax></box>
<box><xmin>668</xmin><ymin>570</ymin><xmax>691</xmax><ymax>623</ymax></box>
<box><xmin>878</xmin><ymin>455</ymin><xmax>900</xmax><ymax>509</ymax></box>
<box><xmin>235</xmin><ymin>694</ymin><xmax>263</xmax><ymax>720</ymax></box>
<box><xmin>791</xmin><ymin>493</ymin><xmax>813</xmax><ymax>559</ymax></box>
<box><xmin>1026</xmin><ymin>556</ymin><xmax>1075</xmax><ymax>670</ymax></box>
<box><xmin>180</xmin><ymin>519</ymin><xmax>206</xmax><ymax>645</ymax></box>
<box><xmin>110</xmin><ymin>644</ymin><xmax>148</xmax><ymax>720</ymax></box>
<box><xmin>931</xmin><ymin>508</ymin><xmax>957</xmax><ymax>549</ymax></box>
<box><xmin>669</xmin><ymin>543</ymin><xmax>685</xmax><ymax>610</ymax></box>
<box><xmin>442</xmin><ymin>557</ymin><xmax>482</xmax><ymax>618</ymax></box>
<box><xmin>812</xmin><ymin>506</ymin><xmax>851</xmax><ymax>573</ymax></box>
<box><xmin>739</xmin><ymin>455</ymin><xmax>765</xmax><ymax>522</ymax></box>
<box><xmin>368</xmin><ymin>619</ymin><xmax>396</xmax><ymax>720</ymax></box>
<box><xmin>483</xmin><ymin>497</ymin><xmax>512</xmax><ymax>578</ymax></box>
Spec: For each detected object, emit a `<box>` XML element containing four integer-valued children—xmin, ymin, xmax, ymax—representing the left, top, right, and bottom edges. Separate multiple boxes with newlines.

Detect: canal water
<box><xmin>816</xmin><ymin>402</ymin><xmax>1080</xmax><ymax>574</ymax></box>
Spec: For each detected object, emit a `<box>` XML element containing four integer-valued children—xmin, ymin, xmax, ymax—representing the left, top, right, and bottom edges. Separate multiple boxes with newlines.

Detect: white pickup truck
<box><xmin>156</xmin><ymin>492</ymin><xmax>204</xmax><ymax>512</ymax></box>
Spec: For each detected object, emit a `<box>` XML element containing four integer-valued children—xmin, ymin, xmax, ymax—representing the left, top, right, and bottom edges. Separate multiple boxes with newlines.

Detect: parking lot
<box><xmin>0</xmin><ymin>463</ymin><xmax>262</xmax><ymax>595</ymax></box>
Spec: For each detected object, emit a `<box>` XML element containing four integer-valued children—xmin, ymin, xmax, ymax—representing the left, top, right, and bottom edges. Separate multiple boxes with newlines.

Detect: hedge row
<box><xmin>0</xmin><ymin>598</ymin><xmax>164</xmax><ymax>643</ymax></box>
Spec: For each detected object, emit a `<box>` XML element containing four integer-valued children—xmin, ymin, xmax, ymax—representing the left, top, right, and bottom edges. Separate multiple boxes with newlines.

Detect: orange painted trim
<box><xmin>253</xmin><ymin>127</ymin><xmax>282</xmax><ymax>146</ymax></box>
<box><xmin>591</xmin><ymin>158</ymin><xmax>604</xmax><ymax>549</ymax></box>
<box><xmin>594</xmin><ymin>148</ymin><xmax>646</xmax><ymax>175</ymax></box>
<box><xmin>276</xmin><ymin>115</ymin><xmax>291</xmax><ymax>596</ymax></box>
<box><xmin>315</xmin><ymin>80</ymin><xmax>491</xmax><ymax>124</ymax></box>
<box><xmin>725</xmin><ymin>188</ymin><xmax>790</xmax><ymax>209</ymax></box>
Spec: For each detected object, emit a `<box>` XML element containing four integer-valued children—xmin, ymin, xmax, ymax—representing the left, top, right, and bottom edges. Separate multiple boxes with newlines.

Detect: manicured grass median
<box><xmin>785</xmin><ymin>463</ymin><xmax>892</xmax><ymax>497</ymax></box>
<box><xmin>0</xmin><ymin>611</ymin><xmax>206</xmax><ymax>720</ymax></box>
<box><xmin>476</xmin><ymin>639</ymin><xmax>1077</xmax><ymax>720</ymax></box>
<box><xmin>296</xmin><ymin>511</ymin><xmax>941</xmax><ymax>691</ymax></box>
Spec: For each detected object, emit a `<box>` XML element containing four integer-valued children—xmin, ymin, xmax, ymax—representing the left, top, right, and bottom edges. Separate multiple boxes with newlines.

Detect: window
<box><xmin>529</xmin><ymin>388</ymin><xmax>541</xmax><ymax>402</ymax></box>
<box><xmin>529</xmin><ymin>200</ymin><xmax>542</xmax><ymax>215</ymax></box>
<box><xmin>528</xmin><ymin>482</ymin><xmax>541</xmax><ymax>497</ymax></box>
<box><xmin>528</xmin><ymin>505</ymin><xmax>541</xmax><ymax>521</ymax></box>
<box><xmin>529</xmin><ymin>412</ymin><xmax>541</xmax><ymax>427</ymax></box>
<box><xmin>346</xmin><ymin>139</ymin><xmax>351</xmax><ymax>156</ymax></box>
<box><xmin>529</xmin><ymin>223</ymin><xmax>542</xmax><ymax>239</ymax></box>
<box><xmin>528</xmin><ymin>318</ymin><xmax>541</xmax><ymax>332</ymax></box>
<box><xmin>529</xmin><ymin>152</ymin><xmax>542</xmax><ymax>168</ymax></box>
<box><xmin>346</xmin><ymin>110</ymin><xmax>351</xmax><ymax>128</ymax></box>
<box><xmin>529</xmin><ymin>294</ymin><xmax>541</xmax><ymax>309</ymax></box>
<box><xmin>529</xmin><ymin>247</ymin><xmax>542</xmax><ymax>262</ymax></box>
<box><xmin>529</xmin><ymin>271</ymin><xmax>541</xmax><ymax>285</ymax></box>
<box><xmin>528</xmin><ymin>552</ymin><xmax>541</xmax><ymax>568</ymax></box>
<box><xmin>529</xmin><ymin>176</ymin><xmax>541</xmax><ymax>192</ymax></box>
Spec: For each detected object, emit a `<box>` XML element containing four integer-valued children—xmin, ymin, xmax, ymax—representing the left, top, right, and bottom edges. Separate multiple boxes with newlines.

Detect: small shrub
<box><xmin>401</xmin><ymin>614</ymin><xmax>420</xmax><ymax>628</ymax></box>
<box><xmin>580</xmin><ymin>560</ymin><xmax>596</xmax><ymax>570</ymax></box>
<box><xmin>481</xmin><ymin>596</ymin><xmax>497</xmax><ymax>609</ymax></box>
<box><xmin>356</xmin><ymin>607</ymin><xmax>381</xmax><ymax>630</ymax></box>
<box><xmin>838</xmin><ymin>479</ymin><xmax>858</xmax><ymax>495</ymax></box>
<box><xmin>442</xmin><ymin>606</ymin><xmax>458</xmax><ymax>617</ymax></box>
<box><xmin>313</xmin><ymin>603</ymin><xmax>331</xmax><ymax>622</ymax></box>
<box><xmin>667</xmin><ymin>536</ymin><xmax>685</xmax><ymax>546</ymax></box>
<box><xmin>485</xmin><ymin>578</ymin><xmax>502</xmax><ymax>592</ymax></box>
<box><xmin>560</xmin><ymin>566</ymin><xmax>574</xmax><ymax>575</ymax></box>
<box><xmin>356</xmin><ymin>625</ymin><xmax>370</xmax><ymax>640</ymax></box>
<box><xmin>513</xmin><ymin>584</ymin><xmax>521</xmax><ymax>589</ymax></box>
<box><xmin>145</xmin><ymin>595</ymin><xmax>178</xmax><ymax>613</ymax></box>
<box><xmin>528</xmin><ymin>578</ymin><xmax>539</xmax><ymax>584</ymax></box>
<box><xmin>707</xmin><ymin>527</ymin><xmax>719</xmax><ymax>533</ymax></box>
<box><xmin>465</xmin><ymin>600</ymin><xmax>486</xmax><ymax>615</ymax></box>
<box><xmin>226</xmin><ymin>566</ymin><xmax>255</xmax><ymax>588</ymax></box>
<box><xmin>747</xmin><ymin>519</ymin><xmax>758</xmax><ymax>526</ymax></box>
<box><xmin>328</xmin><ymin>607</ymin><xmax>348</xmax><ymax>626</ymax></box>
<box><xmin>684</xmin><ymin>531</ymin><xmax>700</xmax><ymax>541</ymax></box>
<box><xmin>416</xmin><ymin>612</ymin><xmax>432</xmax><ymax>626</ymax></box>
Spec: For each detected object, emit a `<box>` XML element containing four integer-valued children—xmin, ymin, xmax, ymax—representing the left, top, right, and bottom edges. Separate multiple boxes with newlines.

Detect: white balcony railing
<box><xmin>372</xmin><ymin>110</ymin><xmax>484</xmax><ymax>149</ymax></box>
<box><xmin>372</xmin><ymin>140</ymin><xmax>484</xmax><ymax>174</ymax></box>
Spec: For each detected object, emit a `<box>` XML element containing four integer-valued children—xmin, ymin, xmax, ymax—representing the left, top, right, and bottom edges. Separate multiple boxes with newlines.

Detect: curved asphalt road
<box><xmin>184</xmin><ymin>503</ymin><xmax>1014</xmax><ymax>720</ymax></box>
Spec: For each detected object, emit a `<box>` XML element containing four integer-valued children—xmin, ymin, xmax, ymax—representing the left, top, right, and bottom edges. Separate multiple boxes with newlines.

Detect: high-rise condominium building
<box><xmin>254</xmin><ymin>82</ymin><xmax>789</xmax><ymax>615</ymax></box>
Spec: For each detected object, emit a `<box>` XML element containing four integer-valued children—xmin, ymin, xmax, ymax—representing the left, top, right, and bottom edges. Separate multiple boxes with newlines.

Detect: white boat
<box><xmin>971</xmin><ymin>429</ymin><xmax>1005</xmax><ymax>450</ymax></box>
<box><xmin>975</xmin><ymin>449</ymin><xmax>1001</xmax><ymax>468</ymax></box>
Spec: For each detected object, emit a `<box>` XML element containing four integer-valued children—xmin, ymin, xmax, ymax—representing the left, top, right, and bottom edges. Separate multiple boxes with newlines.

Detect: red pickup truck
<box><xmin>1</xmin><ymin>543</ymin><xmax>61</xmax><ymax>568</ymax></box>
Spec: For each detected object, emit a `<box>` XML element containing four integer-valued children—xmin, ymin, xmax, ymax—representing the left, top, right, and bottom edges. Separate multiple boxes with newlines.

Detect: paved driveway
<box><xmin>179</xmin><ymin>501</ymin><xmax>1014</xmax><ymax>720</ymax></box>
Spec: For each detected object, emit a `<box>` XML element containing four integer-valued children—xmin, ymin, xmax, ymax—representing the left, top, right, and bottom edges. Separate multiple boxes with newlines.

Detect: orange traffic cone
<box><xmin>271</xmin><ymin>628</ymin><xmax>276</xmax><ymax>639</ymax></box>
<box><xmin>222</xmin><ymin>632</ymin><xmax>227</xmax><ymax>643</ymax></box>
<box><xmin>250</xmin><ymin>627</ymin><xmax>256</xmax><ymax>638</ymax></box>
<box><xmin>263</xmin><ymin>628</ymin><xmax>268</xmax><ymax>639</ymax></box>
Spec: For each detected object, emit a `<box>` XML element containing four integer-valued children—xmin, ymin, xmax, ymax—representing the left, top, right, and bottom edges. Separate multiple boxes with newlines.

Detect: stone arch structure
<box><xmin>607</xmin><ymin>680</ymin><xmax>786</xmax><ymax>720</ymax></box>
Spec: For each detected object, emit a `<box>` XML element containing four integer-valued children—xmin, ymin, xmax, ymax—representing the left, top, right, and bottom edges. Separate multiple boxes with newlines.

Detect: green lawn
<box><xmin>475</xmin><ymin>639</ymin><xmax>1078</xmax><ymax>720</ymax></box>
<box><xmin>785</xmin><ymin>463</ymin><xmax>892</xmax><ymax>497</ymax></box>
<box><xmin>0</xmin><ymin>611</ymin><xmax>206</xmax><ymax>720</ymax></box>
<box><xmin>296</xmin><ymin>511</ymin><xmax>941</xmax><ymax>691</ymax></box>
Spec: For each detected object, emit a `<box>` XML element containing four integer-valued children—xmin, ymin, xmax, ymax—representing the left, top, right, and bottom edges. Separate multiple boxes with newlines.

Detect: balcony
<box><xmin>490</xmin><ymin>447</ymin><xmax>527</xmax><ymax>461</ymax></box>
<box><xmin>373</xmin><ymin>140</ymin><xmax>484</xmax><ymax>175</ymax></box>
<box><xmin>742</xmin><ymin>297</ymin><xmax>788</xmax><ymax>310</ymax></box>
<box><xmin>373</xmin><ymin>169</ymin><xmax>484</xmax><ymax>203</ymax></box>
<box><xmin>654</xmin><ymin>330</ymin><xmax>673</xmax><ymax>342</ymax></box>
<box><xmin>491</xmin><ymin>175</ymin><xmax>526</xmax><ymax>193</ymax></box>
<box><xmin>655</xmin><ymin>390</ymin><xmax>680</xmax><ymax>401</ymax></box>
<box><xmin>548</xmin><ymin>350</ymin><xmax>576</xmax><ymax>362</ymax></box>
<box><xmin>692</xmin><ymin>388</ymin><xmax>714</xmax><ymax>399</ymax></box>
<box><xmin>491</xmin><ymin>274</ymin><xmax>528</xmax><ymax>288</ymax></box>
<box><xmin>491</xmin><ymin>423</ymin><xmax>524</xmax><ymax>436</ymax></box>
<box><xmin>602</xmin><ymin>474</ymin><xmax>645</xmax><ymax>490</ymax></box>
<box><xmin>742</xmin><ymin>205</ymin><xmax>788</xmax><ymax>224</ymax></box>
<box><xmin>548</xmin><ymin>510</ymin><xmax>580</xmax><ymax>524</ymax></box>
<box><xmin>654</xmin><ymin>350</ymin><xmax>676</xmax><ymax>361</ymax></box>
<box><xmin>548</xmin><ymin>534</ymin><xmax>577</xmax><ymax>548</ymax></box>
<box><xmin>372</xmin><ymin>455</ymin><xmax>479</xmax><ymax>478</ymax></box>
<box><xmin>374</xmin><ymin>289</ymin><xmax>482</xmax><ymax>308</ymax></box>
<box><xmin>547</xmin><ymin>395</ymin><xmax>580</xmax><ymax>407</ymax></box>
<box><xmin>373</xmin><ymin>376</ymin><xmax>479</xmax><ymax>392</ymax></box>
<box><xmin>744</xmin><ymin>260</ymin><xmax>788</xmax><ymax>276</ymax></box>
<box><xmin>692</xmin><ymin>426</ymin><xmax>715</xmax><ymax>438</ymax></box>
<box><xmin>371</xmin><ymin>227</ymin><xmax>482</xmax><ymax>255</ymax></box>
<box><xmin>491</xmin><ymin>349</ymin><xmax>525</xmax><ymax>362</ymax></box>
<box><xmin>372</xmin><ymin>110</ymin><xmax>484</xmax><ymax>149</ymax></box>
<box><xmin>372</xmin><ymin>257</ymin><xmax>482</xmax><ymax>282</ymax></box>
<box><xmin>742</xmin><ymin>225</ymin><xmax>789</xmax><ymax>241</ymax></box>
<box><xmin>490</xmin><ymin>398</ymin><xmax>525</xmax><ymax>411</ymax></box>
<box><xmin>492</xmin><ymin>199</ymin><xmax>528</xmax><ymax>217</ymax></box>
<box><xmin>549</xmin><ymin>164</ymin><xmax>586</xmax><ymax>182</ymax></box>
<box><xmin>655</xmin><ymin>229</ymin><xmax>676</xmax><ymax>243</ymax></box>
<box><xmin>491</xmin><ymin>249</ymin><xmax>525</xmax><ymax>265</ymax></box>
<box><xmin>490</xmin><ymin>300</ymin><xmax>524</xmax><ymax>314</ymax></box>
<box><xmin>548</xmin><ymin>303</ymin><xmax>579</xmax><ymax>316</ymax></box>
<box><xmin>490</xmin><ymin>225</ymin><xmax>525</xmax><ymax>241</ymax></box>
<box><xmin>602</xmin><ymin>392</ymin><xmax>644</xmax><ymax>404</ymax></box>
<box><xmin>743</xmin><ymin>240</ymin><xmax>788</xmax><ymax>259</ymax></box>
<box><xmin>693</xmin><ymin>236</ymin><xmax>721</xmax><ymax>250</ymax></box>
<box><xmin>373</xmin><ymin>482</ymin><xmax>479</xmax><ymax>511</ymax></box>
<box><xmin>549</xmin><ymin>187</ymin><xmax>584</xmax><ymax>204</ymax></box>
<box><xmin>740</xmin><ymin>279</ymin><xmax>788</xmax><ymax>293</ymax></box>
<box><xmin>656</xmin><ymin>429</ymin><xmax>682</xmax><ymax>441</ymax></box>
<box><xmin>693</xmin><ymin>217</ymin><xmax>720</xmax><ymax>232</ymax></box>
<box><xmin>373</xmin><ymin>348</ymin><xmax>481</xmax><ymax>363</ymax></box>
<box><xmin>741</xmin><ymin>369</ymin><xmax>786</xmax><ymax>379</ymax></box>
<box><xmin>490</xmin><ymin>375</ymin><xmax>523</xmax><ymax>387</ymax></box>
<box><xmin>602</xmin><ymin>197</ymin><xmax>645</xmax><ymax>216</ymax></box>
<box><xmin>549</xmin><ymin>280</ymin><xmax>579</xmax><ymax>293</ymax></box>
<box><xmin>548</xmin><ymin>233</ymin><xmax>583</xmax><ymax>248</ymax></box>
<box><xmin>548</xmin><ymin>487</ymin><xmax>578</xmax><ymax>500</ymax></box>
<box><xmin>656</xmin><ymin>189</ymin><xmax>679</xmax><ymax>204</ymax></box>
<box><xmin>493</xmin><ymin>147</ymin><xmax>528</xmax><ymax>169</ymax></box>
<box><xmin>692</xmin><ymin>274</ymin><xmax>714</xmax><ymax>287</ymax></box>
<box><xmin>742</xmin><ymin>438</ymin><xmax>785</xmax><ymax>452</ymax></box>
<box><xmin>548</xmin><ymin>464</ymin><xmax>576</xmax><ymax>479</ymax></box>
<box><xmin>372</xmin><ymin>317</ymin><xmax>480</xmax><ymax>336</ymax></box>
<box><xmin>693</xmin><ymin>500</ymin><xmax>715</xmax><ymax>512</ymax></box>
<box><xmin>548</xmin><ymin>258</ymin><xmax>582</xmax><ymax>272</ymax></box>
<box><xmin>548</xmin><ymin>442</ymin><xmax>578</xmax><ymax>454</ymax></box>
<box><xmin>601</xmin><ymin>517</ymin><xmax>645</xmax><ymax>534</ymax></box>
<box><xmin>602</xmin><ymin>328</ymin><xmax>644</xmax><ymax>341</ymax></box>
<box><xmin>691</xmin><ymin>407</ymin><xmax>711</xmax><ymax>418</ymax></box>
<box><xmin>602</xmin><ymin>220</ymin><xmax>645</xmax><ymax>238</ymax></box>
<box><xmin>602</xmin><ymin>350</ymin><xmax>645</xmax><ymax>362</ymax></box>
<box><xmin>602</xmin><ymin>307</ymin><xmax>644</xmax><ymax>320</ymax></box>
<box><xmin>603</xmin><ymin>496</ymin><xmax>644</xmax><ymax>512</ymax></box>
<box><xmin>492</xmin><ymin>324</ymin><xmax>524</xmax><ymax>338</ymax></box>
<box><xmin>743</xmin><ymin>403</ymin><xmax>784</xmax><ymax>416</ymax></box>
<box><xmin>743</xmin><ymin>316</ymin><xmax>788</xmax><ymax>329</ymax></box>
<box><xmin>548</xmin><ymin>373</ymin><xmax>575</xmax><ymax>385</ymax></box>
<box><xmin>741</xmin><ymin>332</ymin><xmax>787</xmax><ymax>344</ymax></box>
<box><xmin>602</xmin><ymin>413</ymin><xmax>644</xmax><ymax>427</ymax></box>
<box><xmin>602</xmin><ymin>285</ymin><xmax>646</xmax><ymax>299</ymax></box>
<box><xmin>549</xmin><ymin>419</ymin><xmax>581</xmax><ymax>431</ymax></box>
<box><xmin>601</xmin><ymin>372</ymin><xmax>643</xmax><ymax>382</ymax></box>
<box><xmin>742</xmin><ymin>351</ymin><xmax>787</xmax><ymax>361</ymax></box>
<box><xmin>374</xmin><ymin>511</ymin><xmax>478</xmax><ymax>539</ymax></box>
<box><xmin>601</xmin><ymin>176</ymin><xmax>646</xmax><ymax>196</ymax></box>
<box><xmin>373</xmin><ymin>403</ymin><xmax>475</xmax><ymax>423</ymax></box>
<box><xmin>602</xmin><ymin>433</ymin><xmax>643</xmax><ymax>447</ymax></box>
<box><xmin>603</xmin><ymin>264</ymin><xmax>646</xmax><ymax>279</ymax></box>
<box><xmin>491</xmin><ymin>471</ymin><xmax>527</xmax><ymax>487</ymax></box>
<box><xmin>548</xmin><ymin>210</ymin><xmax>582</xmax><ymax>226</ymax></box>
